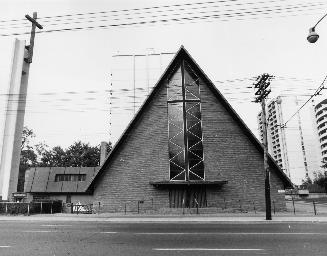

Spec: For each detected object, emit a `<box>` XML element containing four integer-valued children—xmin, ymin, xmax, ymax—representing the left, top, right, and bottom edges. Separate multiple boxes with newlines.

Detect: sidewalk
<box><xmin>0</xmin><ymin>212</ymin><xmax>327</xmax><ymax>223</ymax></box>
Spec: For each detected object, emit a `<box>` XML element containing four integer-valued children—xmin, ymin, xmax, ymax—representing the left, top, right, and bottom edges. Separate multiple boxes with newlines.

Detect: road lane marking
<box><xmin>99</xmin><ymin>232</ymin><xmax>118</xmax><ymax>234</ymax></box>
<box><xmin>136</xmin><ymin>232</ymin><xmax>327</xmax><ymax>235</ymax></box>
<box><xmin>0</xmin><ymin>246</ymin><xmax>11</xmax><ymax>248</ymax></box>
<box><xmin>154</xmin><ymin>248</ymin><xmax>264</xmax><ymax>251</ymax></box>
<box><xmin>22</xmin><ymin>230</ymin><xmax>59</xmax><ymax>233</ymax></box>
<box><xmin>41</xmin><ymin>225</ymin><xmax>73</xmax><ymax>227</ymax></box>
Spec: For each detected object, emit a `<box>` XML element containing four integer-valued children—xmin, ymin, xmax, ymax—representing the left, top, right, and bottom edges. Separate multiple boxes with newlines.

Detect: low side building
<box><xmin>24</xmin><ymin>166</ymin><xmax>99</xmax><ymax>205</ymax></box>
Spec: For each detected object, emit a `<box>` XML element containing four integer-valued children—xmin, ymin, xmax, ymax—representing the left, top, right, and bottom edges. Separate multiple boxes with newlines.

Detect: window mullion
<box><xmin>181</xmin><ymin>60</ymin><xmax>189</xmax><ymax>182</ymax></box>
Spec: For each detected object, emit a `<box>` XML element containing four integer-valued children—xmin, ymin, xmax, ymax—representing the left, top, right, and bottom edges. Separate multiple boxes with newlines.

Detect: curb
<box><xmin>0</xmin><ymin>214</ymin><xmax>327</xmax><ymax>223</ymax></box>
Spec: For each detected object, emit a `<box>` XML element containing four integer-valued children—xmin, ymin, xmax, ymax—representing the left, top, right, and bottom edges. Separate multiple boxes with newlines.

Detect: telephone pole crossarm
<box><xmin>24</xmin><ymin>12</ymin><xmax>43</xmax><ymax>64</ymax></box>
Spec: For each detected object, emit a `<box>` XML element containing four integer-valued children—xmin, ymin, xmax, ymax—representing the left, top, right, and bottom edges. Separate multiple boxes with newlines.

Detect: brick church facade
<box><xmin>86</xmin><ymin>46</ymin><xmax>292</xmax><ymax>212</ymax></box>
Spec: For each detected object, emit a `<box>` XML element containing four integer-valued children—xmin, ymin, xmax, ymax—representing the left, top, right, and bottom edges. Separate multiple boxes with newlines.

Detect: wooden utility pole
<box><xmin>25</xmin><ymin>12</ymin><xmax>43</xmax><ymax>63</ymax></box>
<box><xmin>254</xmin><ymin>73</ymin><xmax>274</xmax><ymax>220</ymax></box>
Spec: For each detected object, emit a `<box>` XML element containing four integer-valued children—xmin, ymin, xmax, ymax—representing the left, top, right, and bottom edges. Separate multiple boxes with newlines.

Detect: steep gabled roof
<box><xmin>87</xmin><ymin>46</ymin><xmax>293</xmax><ymax>191</ymax></box>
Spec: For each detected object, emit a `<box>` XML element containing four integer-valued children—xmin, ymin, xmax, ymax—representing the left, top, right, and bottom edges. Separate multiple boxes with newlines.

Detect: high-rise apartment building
<box><xmin>314</xmin><ymin>98</ymin><xmax>327</xmax><ymax>163</ymax></box>
<box><xmin>257</xmin><ymin>95</ymin><xmax>321</xmax><ymax>185</ymax></box>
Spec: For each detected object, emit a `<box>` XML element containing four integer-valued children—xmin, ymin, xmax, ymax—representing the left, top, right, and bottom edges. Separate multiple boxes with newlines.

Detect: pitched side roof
<box><xmin>24</xmin><ymin>166</ymin><xmax>99</xmax><ymax>194</ymax></box>
<box><xmin>87</xmin><ymin>46</ymin><xmax>293</xmax><ymax>191</ymax></box>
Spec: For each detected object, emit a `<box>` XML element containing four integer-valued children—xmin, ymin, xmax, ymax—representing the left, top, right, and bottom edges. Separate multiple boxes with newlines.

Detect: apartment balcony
<box><xmin>316</xmin><ymin>115</ymin><xmax>327</xmax><ymax>126</ymax></box>
<box><xmin>321</xmin><ymin>140</ymin><xmax>327</xmax><ymax>148</ymax></box>
<box><xmin>316</xmin><ymin>110</ymin><xmax>327</xmax><ymax>122</ymax></box>
<box><xmin>315</xmin><ymin>103</ymin><xmax>327</xmax><ymax>113</ymax></box>
<box><xmin>318</xmin><ymin>127</ymin><xmax>327</xmax><ymax>136</ymax></box>
<box><xmin>318</xmin><ymin>122</ymin><xmax>327</xmax><ymax>131</ymax></box>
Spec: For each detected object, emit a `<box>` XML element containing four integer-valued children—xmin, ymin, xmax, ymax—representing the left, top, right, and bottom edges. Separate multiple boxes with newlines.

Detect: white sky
<box><xmin>1</xmin><ymin>0</ymin><xmax>327</xmax><ymax>148</ymax></box>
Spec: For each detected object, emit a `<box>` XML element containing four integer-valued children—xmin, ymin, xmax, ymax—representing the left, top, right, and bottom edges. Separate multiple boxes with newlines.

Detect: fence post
<box><xmin>51</xmin><ymin>202</ymin><xmax>53</xmax><ymax>214</ymax></box>
<box><xmin>98</xmin><ymin>202</ymin><xmax>101</xmax><ymax>214</ymax></box>
<box><xmin>5</xmin><ymin>203</ymin><xmax>7</xmax><ymax>214</ymax></box>
<box><xmin>182</xmin><ymin>199</ymin><xmax>185</xmax><ymax>215</ymax></box>
<box><xmin>253</xmin><ymin>201</ymin><xmax>256</xmax><ymax>214</ymax></box>
<box><xmin>292</xmin><ymin>197</ymin><xmax>296</xmax><ymax>215</ymax></box>
<box><xmin>124</xmin><ymin>203</ymin><xmax>127</xmax><ymax>215</ymax></box>
<box><xmin>137</xmin><ymin>201</ymin><xmax>140</xmax><ymax>214</ymax></box>
<box><xmin>195</xmin><ymin>198</ymin><xmax>199</xmax><ymax>215</ymax></box>
<box><xmin>40</xmin><ymin>202</ymin><xmax>43</xmax><ymax>214</ymax></box>
<box><xmin>313</xmin><ymin>200</ymin><xmax>317</xmax><ymax>215</ymax></box>
<box><xmin>27</xmin><ymin>203</ymin><xmax>30</xmax><ymax>216</ymax></box>
<box><xmin>273</xmin><ymin>200</ymin><xmax>276</xmax><ymax>215</ymax></box>
<box><xmin>71</xmin><ymin>203</ymin><xmax>73</xmax><ymax>214</ymax></box>
<box><xmin>151</xmin><ymin>198</ymin><xmax>153</xmax><ymax>209</ymax></box>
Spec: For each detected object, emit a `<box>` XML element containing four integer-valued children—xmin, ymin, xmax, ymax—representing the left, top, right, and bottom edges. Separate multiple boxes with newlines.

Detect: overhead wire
<box><xmin>0</xmin><ymin>0</ymin><xmax>295</xmax><ymax>25</ymax></box>
<box><xmin>0</xmin><ymin>0</ymin><xmax>284</xmax><ymax>28</ymax></box>
<box><xmin>282</xmin><ymin>74</ymin><xmax>327</xmax><ymax>127</ymax></box>
<box><xmin>8</xmin><ymin>0</ymin><xmax>322</xmax><ymax>30</ymax></box>
<box><xmin>0</xmin><ymin>1</ymin><xmax>325</xmax><ymax>36</ymax></box>
<box><xmin>0</xmin><ymin>0</ymin><xmax>321</xmax><ymax>30</ymax></box>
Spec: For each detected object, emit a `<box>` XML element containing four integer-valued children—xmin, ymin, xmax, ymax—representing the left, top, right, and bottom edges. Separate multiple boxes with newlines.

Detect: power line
<box><xmin>283</xmin><ymin>74</ymin><xmax>327</xmax><ymax>127</ymax></box>
<box><xmin>0</xmin><ymin>2</ymin><xmax>324</xmax><ymax>36</ymax></box>
<box><xmin>5</xmin><ymin>0</ymin><xmax>321</xmax><ymax>30</ymax></box>
<box><xmin>0</xmin><ymin>0</ymin><xmax>285</xmax><ymax>24</ymax></box>
<box><xmin>1</xmin><ymin>0</ymin><xmax>319</xmax><ymax>28</ymax></box>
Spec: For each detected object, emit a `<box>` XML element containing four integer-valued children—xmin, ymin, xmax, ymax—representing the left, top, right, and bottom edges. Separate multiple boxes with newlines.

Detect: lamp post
<box><xmin>307</xmin><ymin>13</ymin><xmax>327</xmax><ymax>43</ymax></box>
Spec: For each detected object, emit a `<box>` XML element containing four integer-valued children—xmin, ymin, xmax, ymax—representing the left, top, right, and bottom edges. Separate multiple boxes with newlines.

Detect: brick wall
<box><xmin>200</xmin><ymin>78</ymin><xmax>285</xmax><ymax>211</ymax></box>
<box><xmin>93</xmin><ymin>82</ymin><xmax>170</xmax><ymax>212</ymax></box>
<box><xmin>93</xmin><ymin>61</ymin><xmax>286</xmax><ymax>212</ymax></box>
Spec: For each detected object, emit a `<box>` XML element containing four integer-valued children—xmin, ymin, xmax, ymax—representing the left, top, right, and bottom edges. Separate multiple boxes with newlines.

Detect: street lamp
<box><xmin>307</xmin><ymin>13</ymin><xmax>327</xmax><ymax>43</ymax></box>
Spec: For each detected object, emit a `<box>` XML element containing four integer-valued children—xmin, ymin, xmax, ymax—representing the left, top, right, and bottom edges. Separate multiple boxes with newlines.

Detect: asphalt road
<box><xmin>0</xmin><ymin>221</ymin><xmax>326</xmax><ymax>256</ymax></box>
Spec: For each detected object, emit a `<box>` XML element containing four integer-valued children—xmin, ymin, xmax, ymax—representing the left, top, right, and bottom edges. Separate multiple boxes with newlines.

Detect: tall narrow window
<box><xmin>167</xmin><ymin>61</ymin><xmax>204</xmax><ymax>181</ymax></box>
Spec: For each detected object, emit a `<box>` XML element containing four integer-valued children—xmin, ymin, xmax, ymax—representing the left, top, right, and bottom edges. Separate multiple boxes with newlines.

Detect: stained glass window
<box><xmin>167</xmin><ymin>62</ymin><xmax>204</xmax><ymax>181</ymax></box>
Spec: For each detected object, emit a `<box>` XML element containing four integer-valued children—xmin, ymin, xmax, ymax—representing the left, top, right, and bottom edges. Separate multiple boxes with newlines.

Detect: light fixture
<box><xmin>307</xmin><ymin>27</ymin><xmax>319</xmax><ymax>43</ymax></box>
<box><xmin>307</xmin><ymin>13</ymin><xmax>327</xmax><ymax>43</ymax></box>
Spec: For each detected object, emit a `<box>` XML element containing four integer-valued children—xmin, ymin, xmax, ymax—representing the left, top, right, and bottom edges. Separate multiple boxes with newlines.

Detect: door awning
<box><xmin>149</xmin><ymin>180</ymin><xmax>227</xmax><ymax>188</ymax></box>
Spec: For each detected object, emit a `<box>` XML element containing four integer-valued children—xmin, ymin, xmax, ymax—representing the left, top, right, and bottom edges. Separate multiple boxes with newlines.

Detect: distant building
<box><xmin>257</xmin><ymin>96</ymin><xmax>321</xmax><ymax>185</ymax></box>
<box><xmin>314</xmin><ymin>98</ymin><xmax>327</xmax><ymax>163</ymax></box>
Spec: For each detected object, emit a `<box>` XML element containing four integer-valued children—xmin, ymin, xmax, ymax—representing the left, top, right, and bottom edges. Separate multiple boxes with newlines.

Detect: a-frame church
<box><xmin>86</xmin><ymin>46</ymin><xmax>293</xmax><ymax>212</ymax></box>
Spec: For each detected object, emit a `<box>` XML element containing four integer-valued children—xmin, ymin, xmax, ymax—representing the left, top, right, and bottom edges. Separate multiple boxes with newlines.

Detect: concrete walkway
<box><xmin>0</xmin><ymin>212</ymin><xmax>327</xmax><ymax>223</ymax></box>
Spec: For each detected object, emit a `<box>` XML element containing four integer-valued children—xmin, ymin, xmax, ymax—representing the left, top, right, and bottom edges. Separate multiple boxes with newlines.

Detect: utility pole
<box><xmin>253</xmin><ymin>73</ymin><xmax>274</xmax><ymax>220</ymax></box>
<box><xmin>25</xmin><ymin>12</ymin><xmax>43</xmax><ymax>63</ymax></box>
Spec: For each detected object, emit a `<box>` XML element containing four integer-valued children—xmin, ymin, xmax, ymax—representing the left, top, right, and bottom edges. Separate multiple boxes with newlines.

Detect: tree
<box><xmin>65</xmin><ymin>141</ymin><xmax>101</xmax><ymax>167</ymax></box>
<box><xmin>21</xmin><ymin>126</ymin><xmax>35</xmax><ymax>150</ymax></box>
<box><xmin>18</xmin><ymin>127</ymin><xmax>38</xmax><ymax>192</ymax></box>
<box><xmin>301</xmin><ymin>175</ymin><xmax>312</xmax><ymax>187</ymax></box>
<box><xmin>36</xmin><ymin>141</ymin><xmax>107</xmax><ymax>167</ymax></box>
<box><xmin>313</xmin><ymin>171</ymin><xmax>327</xmax><ymax>194</ymax></box>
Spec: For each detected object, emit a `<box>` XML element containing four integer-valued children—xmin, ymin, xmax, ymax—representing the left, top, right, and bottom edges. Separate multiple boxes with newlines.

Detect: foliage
<box><xmin>18</xmin><ymin>127</ymin><xmax>37</xmax><ymax>192</ymax></box>
<box><xmin>312</xmin><ymin>171</ymin><xmax>327</xmax><ymax>193</ymax></box>
<box><xmin>301</xmin><ymin>176</ymin><xmax>312</xmax><ymax>187</ymax></box>
<box><xmin>37</xmin><ymin>141</ymin><xmax>104</xmax><ymax>167</ymax></box>
<box><xmin>21</xmin><ymin>126</ymin><xmax>35</xmax><ymax>150</ymax></box>
<box><xmin>18</xmin><ymin>127</ymin><xmax>112</xmax><ymax>191</ymax></box>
